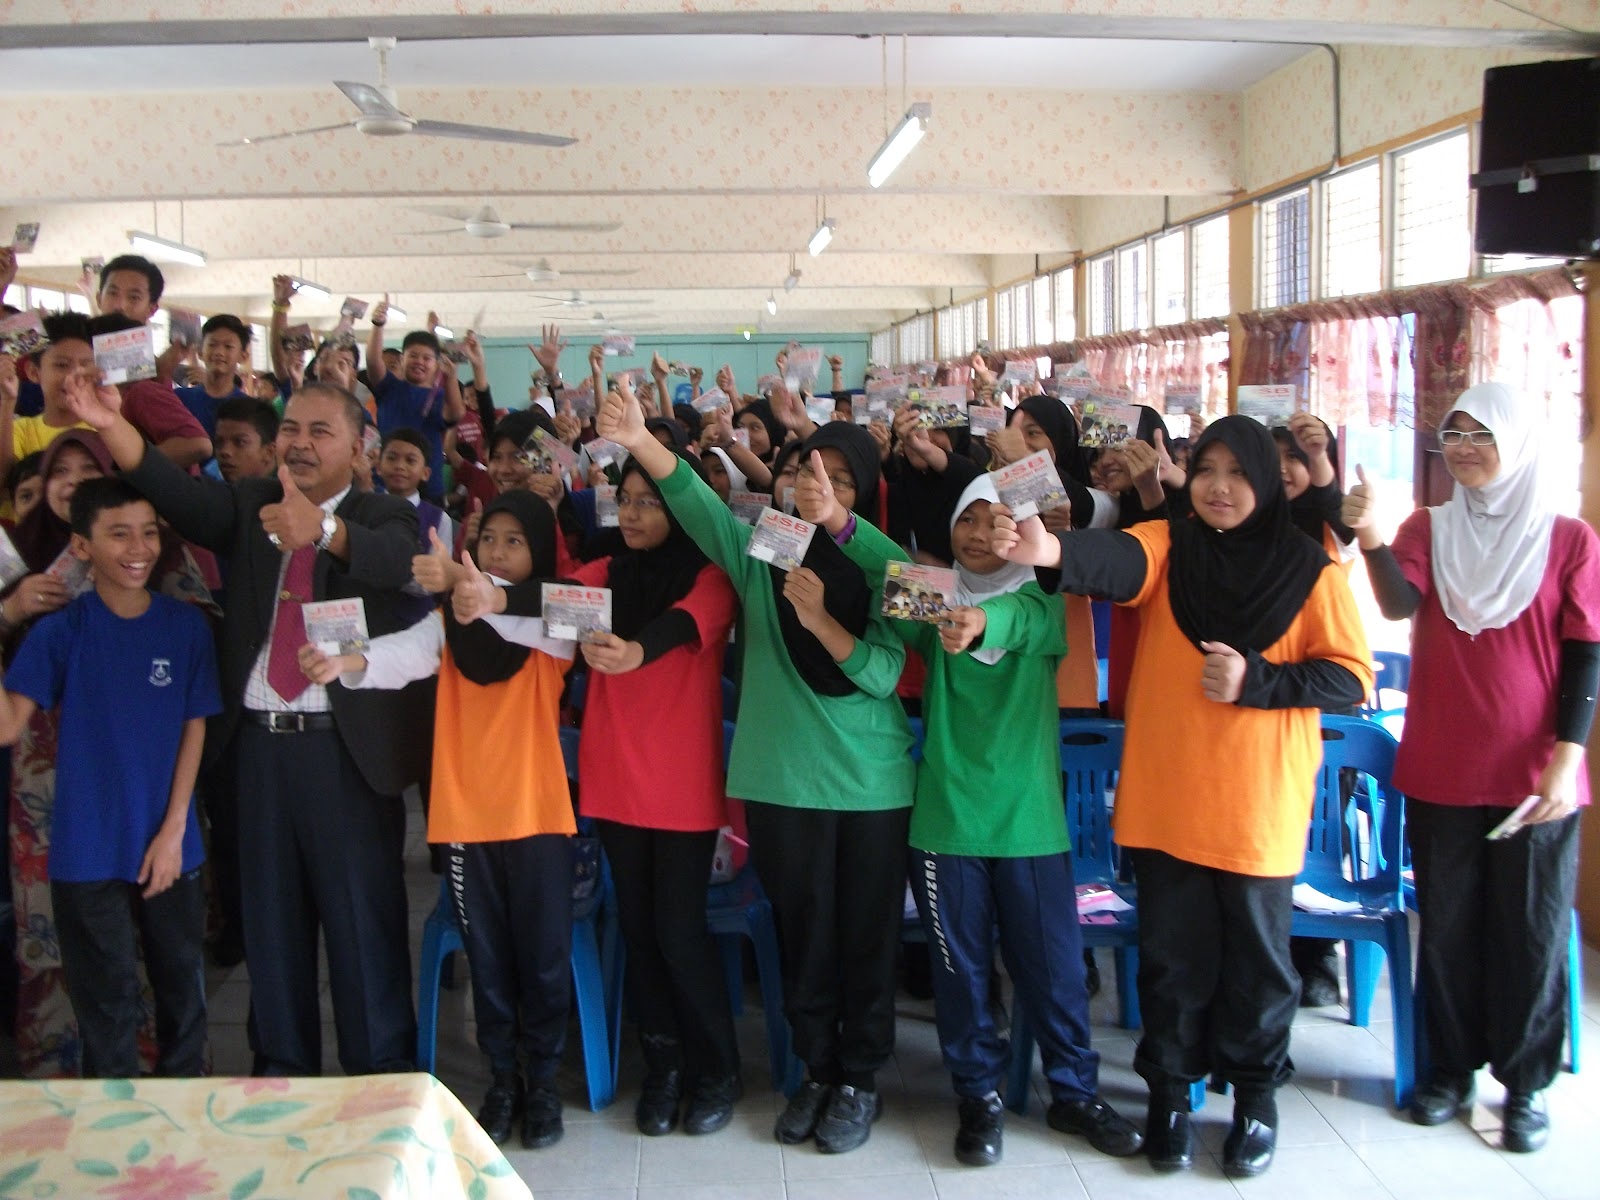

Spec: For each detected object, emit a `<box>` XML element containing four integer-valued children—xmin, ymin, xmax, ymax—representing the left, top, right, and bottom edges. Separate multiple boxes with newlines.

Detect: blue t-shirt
<box><xmin>7</xmin><ymin>591</ymin><xmax>222</xmax><ymax>883</ymax></box>
<box><xmin>372</xmin><ymin>373</ymin><xmax>448</xmax><ymax>499</ymax></box>
<box><xmin>175</xmin><ymin>384</ymin><xmax>249</xmax><ymax>441</ymax></box>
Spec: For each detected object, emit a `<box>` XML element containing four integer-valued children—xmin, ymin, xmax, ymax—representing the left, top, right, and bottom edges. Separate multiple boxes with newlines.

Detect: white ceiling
<box><xmin>0</xmin><ymin>36</ymin><xmax>1312</xmax><ymax>94</ymax></box>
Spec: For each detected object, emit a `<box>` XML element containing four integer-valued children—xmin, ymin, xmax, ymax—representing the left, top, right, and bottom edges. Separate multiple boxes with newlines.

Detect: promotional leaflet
<box><xmin>45</xmin><ymin>547</ymin><xmax>93</xmax><ymax>599</ymax></box>
<box><xmin>541</xmin><ymin>584</ymin><xmax>613</xmax><ymax>642</ymax></box>
<box><xmin>11</xmin><ymin>223</ymin><xmax>39</xmax><ymax>253</ymax></box>
<box><xmin>783</xmin><ymin>345</ymin><xmax>824</xmax><ymax>393</ymax></box>
<box><xmin>967</xmin><ymin>405</ymin><xmax>1006</xmax><ymax>437</ymax></box>
<box><xmin>746</xmin><ymin>508</ymin><xmax>816</xmax><ymax>572</ymax></box>
<box><xmin>691</xmin><ymin>386</ymin><xmax>729</xmax><ymax>414</ymax></box>
<box><xmin>0</xmin><ymin>312</ymin><xmax>46</xmax><ymax>358</ymax></box>
<box><xmin>907</xmin><ymin>385</ymin><xmax>968</xmax><ymax>429</ymax></box>
<box><xmin>1079</xmin><ymin>398</ymin><xmax>1141</xmax><ymax>448</ymax></box>
<box><xmin>92</xmin><ymin>326</ymin><xmax>157</xmax><ymax>385</ymax></box>
<box><xmin>302</xmin><ymin>597</ymin><xmax>370</xmax><ymax>656</ymax></box>
<box><xmin>1236</xmin><ymin>384</ymin><xmax>1299</xmax><ymax>426</ymax></box>
<box><xmin>166</xmin><ymin>309</ymin><xmax>203</xmax><ymax>351</ymax></box>
<box><xmin>280</xmin><ymin>324</ymin><xmax>316</xmax><ymax>354</ymax></box>
<box><xmin>881</xmin><ymin>561</ymin><xmax>958</xmax><ymax>624</ymax></box>
<box><xmin>601</xmin><ymin>334</ymin><xmax>635</xmax><ymax>357</ymax></box>
<box><xmin>521</xmin><ymin>426</ymin><xmax>579</xmax><ymax>477</ymax></box>
<box><xmin>594</xmin><ymin>485</ymin><xmax>619</xmax><ymax>527</ymax></box>
<box><xmin>0</xmin><ymin>526</ymin><xmax>28</xmax><ymax>592</ymax></box>
<box><xmin>991</xmin><ymin>450</ymin><xmax>1069</xmax><ymax>521</ymax></box>
<box><xmin>728</xmin><ymin>489</ymin><xmax>771</xmax><ymax>525</ymax></box>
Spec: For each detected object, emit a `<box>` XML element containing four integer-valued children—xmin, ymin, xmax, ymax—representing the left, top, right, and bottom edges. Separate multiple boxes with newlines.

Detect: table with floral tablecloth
<box><xmin>0</xmin><ymin>1072</ymin><xmax>530</xmax><ymax>1199</ymax></box>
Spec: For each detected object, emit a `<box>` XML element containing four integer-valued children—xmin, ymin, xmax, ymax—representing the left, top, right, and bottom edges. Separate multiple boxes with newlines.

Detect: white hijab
<box><xmin>1430</xmin><ymin>381</ymin><xmax>1556</xmax><ymax>637</ymax></box>
<box><xmin>706</xmin><ymin>447</ymin><xmax>748</xmax><ymax>495</ymax></box>
<box><xmin>950</xmin><ymin>474</ymin><xmax>1038</xmax><ymax>665</ymax></box>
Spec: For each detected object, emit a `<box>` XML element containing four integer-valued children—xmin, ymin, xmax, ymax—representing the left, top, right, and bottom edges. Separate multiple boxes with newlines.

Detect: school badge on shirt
<box><xmin>149</xmin><ymin>658</ymin><xmax>173</xmax><ymax>687</ymax></box>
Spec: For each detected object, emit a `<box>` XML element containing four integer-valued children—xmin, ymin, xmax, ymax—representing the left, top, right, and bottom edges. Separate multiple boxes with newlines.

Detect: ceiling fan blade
<box><xmin>409</xmin><ymin>119</ymin><xmax>577</xmax><ymax>148</ymax></box>
<box><xmin>397</xmin><ymin>229</ymin><xmax>468</xmax><ymax>236</ymax></box>
<box><xmin>471</xmin><ymin>274</ymin><xmax>531</xmax><ymax>280</ymax></box>
<box><xmin>335</xmin><ymin>80</ymin><xmax>407</xmax><ymax>121</ymax></box>
<box><xmin>504</xmin><ymin>222</ymin><xmax>621</xmax><ymax>233</ymax></box>
<box><xmin>557</xmin><ymin>268</ymin><xmax>642</xmax><ymax>277</ymax></box>
<box><xmin>216</xmin><ymin>123</ymin><xmax>351</xmax><ymax>148</ymax></box>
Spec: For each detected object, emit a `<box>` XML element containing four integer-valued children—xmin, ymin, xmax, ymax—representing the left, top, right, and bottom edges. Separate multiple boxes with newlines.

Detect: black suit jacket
<box><xmin>123</xmin><ymin>450</ymin><xmax>432</xmax><ymax>797</ymax></box>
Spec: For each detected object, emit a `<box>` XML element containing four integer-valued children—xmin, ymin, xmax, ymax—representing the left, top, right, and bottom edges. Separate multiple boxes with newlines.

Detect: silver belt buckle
<box><xmin>266</xmin><ymin>712</ymin><xmax>302</xmax><ymax>733</ymax></box>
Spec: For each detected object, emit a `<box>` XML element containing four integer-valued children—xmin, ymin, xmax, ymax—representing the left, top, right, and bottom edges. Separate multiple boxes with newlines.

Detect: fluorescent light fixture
<box><xmin>433</xmin><ymin>324</ymin><xmax>455</xmax><ymax>340</ymax></box>
<box><xmin>126</xmin><ymin>230</ymin><xmax>207</xmax><ymax>267</ymax></box>
<box><xmin>866</xmin><ymin>101</ymin><xmax>932</xmax><ymax>189</ymax></box>
<box><xmin>784</xmin><ymin>269</ymin><xmax>801</xmax><ymax>292</ymax></box>
<box><xmin>765</xmin><ymin>293</ymin><xmax>778</xmax><ymax>316</ymax></box>
<box><xmin>742</xmin><ymin>329</ymin><xmax>752</xmax><ymax>341</ymax></box>
<box><xmin>807</xmin><ymin>218</ymin><xmax>836</xmax><ymax>257</ymax></box>
<box><xmin>386</xmin><ymin>305</ymin><xmax>408</xmax><ymax>322</ymax></box>
<box><xmin>288</xmin><ymin>276</ymin><xmax>331</xmax><ymax>300</ymax></box>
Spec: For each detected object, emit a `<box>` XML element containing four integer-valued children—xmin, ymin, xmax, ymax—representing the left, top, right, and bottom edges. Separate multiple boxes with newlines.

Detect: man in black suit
<box><xmin>68</xmin><ymin>373</ymin><xmax>431</xmax><ymax>1075</ymax></box>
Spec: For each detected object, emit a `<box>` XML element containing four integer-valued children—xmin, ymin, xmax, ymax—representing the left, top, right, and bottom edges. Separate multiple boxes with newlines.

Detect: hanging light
<box><xmin>808</xmin><ymin>218</ymin><xmax>836</xmax><ymax>257</ymax></box>
<box><xmin>866</xmin><ymin>102</ymin><xmax>932</xmax><ymax>189</ymax></box>
<box><xmin>765</xmin><ymin>293</ymin><xmax>778</xmax><ymax>316</ymax></box>
<box><xmin>125</xmin><ymin>231</ymin><xmax>208</xmax><ymax>267</ymax></box>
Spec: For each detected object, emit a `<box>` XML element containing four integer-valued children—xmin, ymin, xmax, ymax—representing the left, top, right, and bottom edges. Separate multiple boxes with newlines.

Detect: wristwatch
<box><xmin>315</xmin><ymin>514</ymin><xmax>338</xmax><ymax>551</ymax></box>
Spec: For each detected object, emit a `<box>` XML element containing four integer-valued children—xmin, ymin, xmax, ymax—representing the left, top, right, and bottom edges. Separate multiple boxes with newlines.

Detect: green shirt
<box><xmin>658</xmin><ymin>461</ymin><xmax>915</xmax><ymax>812</ymax></box>
<box><xmin>841</xmin><ymin>518</ymin><xmax>1070</xmax><ymax>857</ymax></box>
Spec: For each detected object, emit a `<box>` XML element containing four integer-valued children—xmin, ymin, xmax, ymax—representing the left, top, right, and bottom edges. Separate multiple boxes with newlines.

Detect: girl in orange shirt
<box><xmin>298</xmin><ymin>491</ymin><xmax>578</xmax><ymax>1152</ymax></box>
<box><xmin>992</xmin><ymin>416</ymin><xmax>1372</xmax><ymax>1180</ymax></box>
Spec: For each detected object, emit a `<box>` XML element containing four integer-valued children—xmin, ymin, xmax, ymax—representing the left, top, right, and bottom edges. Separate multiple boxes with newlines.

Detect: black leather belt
<box><xmin>246</xmin><ymin>710</ymin><xmax>336</xmax><ymax>733</ymax></box>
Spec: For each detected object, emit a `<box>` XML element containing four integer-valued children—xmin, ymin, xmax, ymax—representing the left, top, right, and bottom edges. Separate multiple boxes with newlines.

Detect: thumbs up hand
<box><xmin>793</xmin><ymin>450</ymin><xmax>843</xmax><ymax>533</ymax></box>
<box><xmin>451</xmin><ymin>548</ymin><xmax>503</xmax><ymax>625</ymax></box>
<box><xmin>412</xmin><ymin>526</ymin><xmax>463</xmax><ymax>595</ymax></box>
<box><xmin>260</xmin><ymin>463</ymin><xmax>328</xmax><ymax>551</ymax></box>
<box><xmin>1199</xmin><ymin>641</ymin><xmax>1247</xmax><ymax>704</ymax></box>
<box><xmin>1341</xmin><ymin>464</ymin><xmax>1383</xmax><ymax>549</ymax></box>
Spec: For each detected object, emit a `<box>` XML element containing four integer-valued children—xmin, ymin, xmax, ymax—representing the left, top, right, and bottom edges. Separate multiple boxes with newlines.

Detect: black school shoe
<box><xmin>521</xmin><ymin>1082</ymin><xmax>564</xmax><ymax>1149</ymax></box>
<box><xmin>955</xmin><ymin>1092</ymin><xmax>1004</xmax><ymax>1166</ymax></box>
<box><xmin>815</xmin><ymin>1085</ymin><xmax>882</xmax><ymax>1154</ymax></box>
<box><xmin>476</xmin><ymin>1071</ymin><xmax>523</xmax><ymax>1145</ymax></box>
<box><xmin>774</xmin><ymin>1080</ymin><xmax>833</xmax><ymax>1144</ymax></box>
<box><xmin>1143</xmin><ymin>1103</ymin><xmax>1194</xmax><ymax>1173</ymax></box>
<box><xmin>1047</xmin><ymin>1097</ymin><xmax>1145</xmax><ymax>1157</ymax></box>
<box><xmin>683</xmin><ymin>1074</ymin><xmax>743</xmax><ymax>1135</ymax></box>
<box><xmin>1409</xmin><ymin>1073</ymin><xmax>1476</xmax><ymax>1126</ymax></box>
<box><xmin>1502</xmin><ymin>1090</ymin><xmax>1549</xmax><ymax>1153</ymax></box>
<box><xmin>635</xmin><ymin>1069</ymin><xmax>683</xmax><ymax>1137</ymax></box>
<box><xmin>1222</xmin><ymin>1115</ymin><xmax>1278</xmax><ymax>1178</ymax></box>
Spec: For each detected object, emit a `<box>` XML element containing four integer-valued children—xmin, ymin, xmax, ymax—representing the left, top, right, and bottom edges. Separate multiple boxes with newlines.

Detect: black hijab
<box><xmin>1013</xmin><ymin>395</ymin><xmax>1091</xmax><ymax>485</ymax></box>
<box><xmin>738</xmin><ymin>399</ymin><xmax>786</xmax><ymax>463</ymax></box>
<box><xmin>445</xmin><ymin>490</ymin><xmax>558</xmax><ymax>686</ymax></box>
<box><xmin>1114</xmin><ymin>406</ymin><xmax>1177</xmax><ymax>528</ymax></box>
<box><xmin>607</xmin><ymin>458</ymin><xmax>709</xmax><ymax>639</ymax></box>
<box><xmin>1167</xmin><ymin>416</ymin><xmax>1331</xmax><ymax>654</ymax></box>
<box><xmin>645</xmin><ymin>416</ymin><xmax>690</xmax><ymax>456</ymax></box>
<box><xmin>766</xmin><ymin>424</ymin><xmax>878</xmax><ymax>697</ymax></box>
<box><xmin>1273</xmin><ymin>421</ymin><xmax>1355</xmax><ymax>548</ymax></box>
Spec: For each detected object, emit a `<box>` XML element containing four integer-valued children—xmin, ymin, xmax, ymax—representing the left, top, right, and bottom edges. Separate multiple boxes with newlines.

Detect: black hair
<box><xmin>34</xmin><ymin>311</ymin><xmax>94</xmax><ymax>363</ymax></box>
<box><xmin>6</xmin><ymin>451</ymin><xmax>43</xmax><ymax>495</ymax></box>
<box><xmin>69</xmin><ymin>476</ymin><xmax>153</xmax><ymax>538</ymax></box>
<box><xmin>97</xmin><ymin>255</ymin><xmax>165</xmax><ymax>304</ymax></box>
<box><xmin>201</xmin><ymin>313</ymin><xmax>252</xmax><ymax>348</ymax></box>
<box><xmin>214</xmin><ymin>396</ymin><xmax>279</xmax><ymax>444</ymax></box>
<box><xmin>401</xmin><ymin>330</ymin><xmax>441</xmax><ymax>355</ymax></box>
<box><xmin>382</xmin><ymin>427</ymin><xmax>431</xmax><ymax>458</ymax></box>
<box><xmin>313</xmin><ymin>338</ymin><xmax>361</xmax><ymax>373</ymax></box>
<box><xmin>87</xmin><ymin>311</ymin><xmax>144</xmax><ymax>338</ymax></box>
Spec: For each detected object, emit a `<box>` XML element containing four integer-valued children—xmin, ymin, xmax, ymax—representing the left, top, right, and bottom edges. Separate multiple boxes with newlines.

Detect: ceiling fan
<box><xmin>406</xmin><ymin>208</ymin><xmax>620</xmax><ymax>239</ymax></box>
<box><xmin>218</xmin><ymin>37</ymin><xmax>577</xmax><ymax>149</ymax></box>
<box><xmin>475</xmin><ymin>258</ymin><xmax>640</xmax><ymax>281</ymax></box>
<box><xmin>530</xmin><ymin>290</ymin><xmax>654</xmax><ymax>310</ymax></box>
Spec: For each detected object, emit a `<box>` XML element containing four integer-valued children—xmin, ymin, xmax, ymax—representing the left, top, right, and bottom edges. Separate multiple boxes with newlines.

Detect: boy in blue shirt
<box><xmin>365</xmin><ymin>298</ymin><xmax>465</xmax><ymax>504</ymax></box>
<box><xmin>0</xmin><ymin>477</ymin><xmax>222</xmax><ymax>1078</ymax></box>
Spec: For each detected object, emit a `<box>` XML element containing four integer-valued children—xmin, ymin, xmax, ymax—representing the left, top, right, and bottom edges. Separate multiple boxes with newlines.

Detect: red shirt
<box><xmin>1391</xmin><ymin>510</ymin><xmax>1600</xmax><ymax>806</ymax></box>
<box><xmin>570</xmin><ymin>559</ymin><xmax>737</xmax><ymax>831</ymax></box>
<box><xmin>122</xmin><ymin>380</ymin><xmax>208</xmax><ymax>447</ymax></box>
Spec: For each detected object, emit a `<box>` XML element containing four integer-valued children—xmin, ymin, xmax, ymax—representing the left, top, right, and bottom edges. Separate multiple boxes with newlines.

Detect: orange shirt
<box><xmin>428</xmin><ymin>638</ymin><xmax>576</xmax><ymax>844</ymax></box>
<box><xmin>1114</xmin><ymin>522</ymin><xmax>1373</xmax><ymax>878</ymax></box>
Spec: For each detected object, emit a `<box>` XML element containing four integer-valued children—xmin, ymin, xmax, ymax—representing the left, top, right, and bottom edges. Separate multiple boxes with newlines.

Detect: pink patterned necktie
<box><xmin>265</xmin><ymin>546</ymin><xmax>316</xmax><ymax>703</ymax></box>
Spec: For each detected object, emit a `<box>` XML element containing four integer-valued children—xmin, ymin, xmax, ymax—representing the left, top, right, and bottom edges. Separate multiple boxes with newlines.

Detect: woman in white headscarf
<box><xmin>1343</xmin><ymin>381</ymin><xmax>1600</xmax><ymax>1154</ymax></box>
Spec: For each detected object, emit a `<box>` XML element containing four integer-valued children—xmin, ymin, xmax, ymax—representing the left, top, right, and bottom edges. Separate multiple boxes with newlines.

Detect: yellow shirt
<box><xmin>13</xmin><ymin>415</ymin><xmax>92</xmax><ymax>460</ymax></box>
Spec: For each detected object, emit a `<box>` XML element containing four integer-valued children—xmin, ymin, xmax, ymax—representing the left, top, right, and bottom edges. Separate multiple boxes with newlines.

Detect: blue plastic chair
<box><xmin>707</xmin><ymin>719</ymin><xmax>802</xmax><ymax>1092</ymax></box>
<box><xmin>1363</xmin><ymin>650</ymin><xmax>1409</xmax><ymax>737</ymax></box>
<box><xmin>1006</xmin><ymin>719</ymin><xmax>1144</xmax><ymax>1115</ymax></box>
<box><xmin>1292</xmin><ymin>715</ymin><xmax>1415</xmax><ymax>1108</ymax></box>
<box><xmin>415</xmin><ymin>727</ymin><xmax>623</xmax><ymax>1111</ymax></box>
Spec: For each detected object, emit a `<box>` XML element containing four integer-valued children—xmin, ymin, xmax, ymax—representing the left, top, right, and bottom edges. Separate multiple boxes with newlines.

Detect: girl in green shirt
<box><xmin>597</xmin><ymin>384</ymin><xmax>914</xmax><ymax>1156</ymax></box>
<box><xmin>796</xmin><ymin>467</ymin><xmax>1142</xmax><ymax>1170</ymax></box>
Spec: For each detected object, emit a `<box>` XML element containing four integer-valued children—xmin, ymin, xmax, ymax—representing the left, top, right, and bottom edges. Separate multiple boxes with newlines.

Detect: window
<box><xmin>29</xmin><ymin>287</ymin><xmax>66</xmax><ymax>313</ymax></box>
<box><xmin>1322</xmin><ymin>162</ymin><xmax>1381</xmax><ymax>298</ymax></box>
<box><xmin>1151</xmin><ymin>230</ymin><xmax>1187</xmax><ymax>325</ymax></box>
<box><xmin>935</xmin><ymin>298</ymin><xmax>985</xmax><ymax>358</ymax></box>
<box><xmin>1116</xmin><ymin>243</ymin><xmax>1147</xmax><ymax>331</ymax></box>
<box><xmin>1190</xmin><ymin>216</ymin><xmax>1230</xmax><ymax>319</ymax></box>
<box><xmin>1051</xmin><ymin>267</ymin><xmax>1076</xmax><ymax>342</ymax></box>
<box><xmin>995</xmin><ymin>287</ymin><xmax>1014</xmax><ymax>350</ymax></box>
<box><xmin>1032</xmin><ymin>275</ymin><xmax>1053</xmax><ymax>346</ymax></box>
<box><xmin>1087</xmin><ymin>255</ymin><xmax>1114</xmax><ymax>337</ymax></box>
<box><xmin>1</xmin><ymin>284</ymin><xmax>21</xmax><ymax>309</ymax></box>
<box><xmin>1011</xmin><ymin>282</ymin><xmax>1032</xmax><ymax>350</ymax></box>
<box><xmin>870</xmin><ymin>329</ymin><xmax>893</xmax><ymax>365</ymax></box>
<box><xmin>1260</xmin><ymin>187</ymin><xmax>1310</xmax><ymax>308</ymax></box>
<box><xmin>895</xmin><ymin>313</ymin><xmax>933</xmax><ymax>365</ymax></box>
<box><xmin>1392</xmin><ymin>130</ymin><xmax>1470</xmax><ymax>287</ymax></box>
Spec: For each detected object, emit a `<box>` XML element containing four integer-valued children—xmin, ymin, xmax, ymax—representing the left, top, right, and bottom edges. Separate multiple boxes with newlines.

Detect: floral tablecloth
<box><xmin>0</xmin><ymin>1073</ymin><xmax>531</xmax><ymax>1199</ymax></box>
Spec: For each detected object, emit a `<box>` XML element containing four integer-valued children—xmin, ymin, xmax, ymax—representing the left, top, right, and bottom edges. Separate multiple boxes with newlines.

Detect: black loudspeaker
<box><xmin>1472</xmin><ymin>56</ymin><xmax>1600</xmax><ymax>259</ymax></box>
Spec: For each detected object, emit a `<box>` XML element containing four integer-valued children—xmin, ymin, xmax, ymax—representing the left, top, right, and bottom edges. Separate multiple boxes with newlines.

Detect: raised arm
<box><xmin>270</xmin><ymin>275</ymin><xmax>294</xmax><ymax>382</ymax></box>
<box><xmin>988</xmin><ymin>505</ymin><xmax>1149</xmax><ymax>603</ymax></box>
<box><xmin>366</xmin><ymin>295</ymin><xmax>392</xmax><ymax>389</ymax></box>
<box><xmin>1342</xmin><ymin>466</ymin><xmax>1421</xmax><ymax>619</ymax></box>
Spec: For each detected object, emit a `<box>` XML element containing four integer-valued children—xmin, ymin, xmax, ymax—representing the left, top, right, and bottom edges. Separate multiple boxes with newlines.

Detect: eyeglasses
<box><xmin>1438</xmin><ymin>430</ymin><xmax>1496</xmax><ymax>447</ymax></box>
<box><xmin>616</xmin><ymin>493</ymin><xmax>664</xmax><ymax>512</ymax></box>
<box><xmin>799</xmin><ymin>467</ymin><xmax>857</xmax><ymax>493</ymax></box>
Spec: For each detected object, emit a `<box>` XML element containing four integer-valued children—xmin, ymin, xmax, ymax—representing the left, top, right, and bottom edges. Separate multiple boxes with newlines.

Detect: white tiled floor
<box><xmin>196</xmin><ymin>799</ymin><xmax>1600</xmax><ymax>1200</ymax></box>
